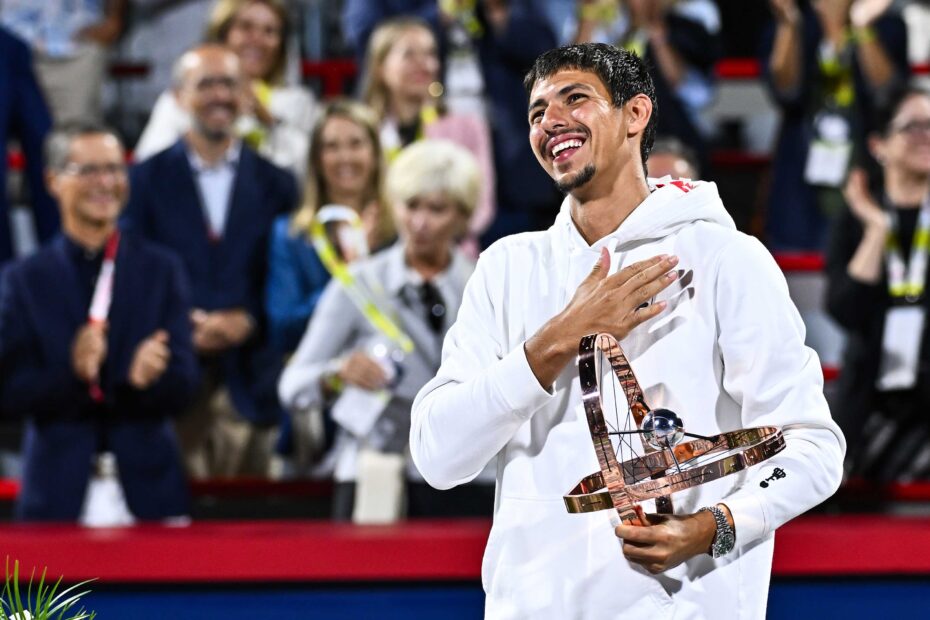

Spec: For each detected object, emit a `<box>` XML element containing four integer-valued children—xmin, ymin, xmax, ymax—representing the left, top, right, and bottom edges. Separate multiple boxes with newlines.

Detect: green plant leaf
<box><xmin>11</xmin><ymin>560</ymin><xmax>24</xmax><ymax>617</ymax></box>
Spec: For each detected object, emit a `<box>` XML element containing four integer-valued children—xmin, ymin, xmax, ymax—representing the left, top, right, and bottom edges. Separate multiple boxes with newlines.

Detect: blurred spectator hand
<box><xmin>843</xmin><ymin>168</ymin><xmax>888</xmax><ymax>231</ymax></box>
<box><xmin>128</xmin><ymin>330</ymin><xmax>171</xmax><ymax>389</ymax></box>
<box><xmin>850</xmin><ymin>0</ymin><xmax>895</xmax><ymax>28</ymax></box>
<box><xmin>190</xmin><ymin>308</ymin><xmax>254</xmax><ymax>354</ymax></box>
<box><xmin>338</xmin><ymin>350</ymin><xmax>389</xmax><ymax>391</ymax></box>
<box><xmin>72</xmin><ymin>322</ymin><xmax>108</xmax><ymax>384</ymax></box>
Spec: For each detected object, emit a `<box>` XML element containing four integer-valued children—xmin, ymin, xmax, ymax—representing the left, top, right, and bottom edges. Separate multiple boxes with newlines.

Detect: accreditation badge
<box><xmin>876</xmin><ymin>305</ymin><xmax>925</xmax><ymax>391</ymax></box>
<box><xmin>804</xmin><ymin>112</ymin><xmax>853</xmax><ymax>188</ymax></box>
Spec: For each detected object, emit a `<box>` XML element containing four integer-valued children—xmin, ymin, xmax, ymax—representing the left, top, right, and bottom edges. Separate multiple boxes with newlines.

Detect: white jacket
<box><xmin>411</xmin><ymin>179</ymin><xmax>845</xmax><ymax>619</ymax></box>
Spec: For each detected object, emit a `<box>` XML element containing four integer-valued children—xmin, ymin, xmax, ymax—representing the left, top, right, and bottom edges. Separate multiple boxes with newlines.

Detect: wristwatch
<box><xmin>699</xmin><ymin>505</ymin><xmax>736</xmax><ymax>558</ymax></box>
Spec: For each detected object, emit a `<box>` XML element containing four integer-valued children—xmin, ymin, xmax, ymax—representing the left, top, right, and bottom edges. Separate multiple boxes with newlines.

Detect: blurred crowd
<box><xmin>0</xmin><ymin>0</ymin><xmax>929</xmax><ymax>525</ymax></box>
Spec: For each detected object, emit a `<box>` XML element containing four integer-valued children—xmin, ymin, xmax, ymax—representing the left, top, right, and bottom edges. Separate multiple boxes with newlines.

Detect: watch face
<box><xmin>714</xmin><ymin>531</ymin><xmax>736</xmax><ymax>558</ymax></box>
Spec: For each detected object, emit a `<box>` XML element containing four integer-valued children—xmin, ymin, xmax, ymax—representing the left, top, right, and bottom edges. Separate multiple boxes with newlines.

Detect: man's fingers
<box><xmin>584</xmin><ymin>247</ymin><xmax>611</xmax><ymax>282</ymax></box>
<box><xmin>615</xmin><ymin>523</ymin><xmax>660</xmax><ymax>544</ymax></box>
<box><xmin>607</xmin><ymin>255</ymin><xmax>670</xmax><ymax>287</ymax></box>
<box><xmin>609</xmin><ymin>254</ymin><xmax>677</xmax><ymax>287</ymax></box>
<box><xmin>625</xmin><ymin>301</ymin><xmax>667</xmax><ymax>330</ymax></box>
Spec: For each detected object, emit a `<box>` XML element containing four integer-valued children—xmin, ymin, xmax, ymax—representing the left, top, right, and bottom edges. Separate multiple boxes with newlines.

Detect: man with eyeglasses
<box><xmin>0</xmin><ymin>124</ymin><xmax>199</xmax><ymax>523</ymax></box>
<box><xmin>123</xmin><ymin>44</ymin><xmax>297</xmax><ymax>479</ymax></box>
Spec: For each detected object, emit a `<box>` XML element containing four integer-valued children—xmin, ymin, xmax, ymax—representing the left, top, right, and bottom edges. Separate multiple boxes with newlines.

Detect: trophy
<box><xmin>563</xmin><ymin>333</ymin><xmax>785</xmax><ymax>525</ymax></box>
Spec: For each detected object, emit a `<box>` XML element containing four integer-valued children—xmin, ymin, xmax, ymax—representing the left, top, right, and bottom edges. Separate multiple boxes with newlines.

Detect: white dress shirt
<box><xmin>186</xmin><ymin>141</ymin><xmax>240</xmax><ymax>238</ymax></box>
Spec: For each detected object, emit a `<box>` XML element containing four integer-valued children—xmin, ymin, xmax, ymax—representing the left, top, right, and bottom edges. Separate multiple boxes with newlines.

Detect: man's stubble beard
<box><xmin>193</xmin><ymin>117</ymin><xmax>234</xmax><ymax>144</ymax></box>
<box><xmin>555</xmin><ymin>164</ymin><xmax>596</xmax><ymax>194</ymax></box>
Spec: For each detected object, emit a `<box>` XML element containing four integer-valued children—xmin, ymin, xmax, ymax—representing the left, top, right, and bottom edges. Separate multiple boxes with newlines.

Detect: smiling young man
<box><xmin>411</xmin><ymin>44</ymin><xmax>845</xmax><ymax>618</ymax></box>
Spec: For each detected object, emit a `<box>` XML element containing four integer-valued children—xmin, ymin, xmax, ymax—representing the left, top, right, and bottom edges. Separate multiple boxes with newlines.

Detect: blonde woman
<box><xmin>135</xmin><ymin>0</ymin><xmax>317</xmax><ymax>183</ymax></box>
<box><xmin>266</xmin><ymin>99</ymin><xmax>393</xmax><ymax>356</ymax></box>
<box><xmin>362</xmin><ymin>17</ymin><xmax>496</xmax><ymax>252</ymax></box>
<box><xmin>279</xmin><ymin>139</ymin><xmax>493</xmax><ymax>520</ymax></box>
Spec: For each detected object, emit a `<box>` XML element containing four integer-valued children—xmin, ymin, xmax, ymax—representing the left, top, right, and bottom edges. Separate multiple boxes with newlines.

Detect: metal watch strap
<box><xmin>699</xmin><ymin>505</ymin><xmax>735</xmax><ymax>558</ymax></box>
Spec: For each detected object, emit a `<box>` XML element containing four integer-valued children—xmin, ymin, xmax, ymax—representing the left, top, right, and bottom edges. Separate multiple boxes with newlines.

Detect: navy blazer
<box><xmin>123</xmin><ymin>140</ymin><xmax>297</xmax><ymax>424</ymax></box>
<box><xmin>0</xmin><ymin>233</ymin><xmax>199</xmax><ymax>521</ymax></box>
<box><xmin>0</xmin><ymin>27</ymin><xmax>58</xmax><ymax>264</ymax></box>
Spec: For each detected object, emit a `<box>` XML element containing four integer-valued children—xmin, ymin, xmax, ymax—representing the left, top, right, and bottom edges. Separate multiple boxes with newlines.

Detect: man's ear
<box><xmin>46</xmin><ymin>169</ymin><xmax>62</xmax><ymax>200</ymax></box>
<box><xmin>625</xmin><ymin>94</ymin><xmax>653</xmax><ymax>139</ymax></box>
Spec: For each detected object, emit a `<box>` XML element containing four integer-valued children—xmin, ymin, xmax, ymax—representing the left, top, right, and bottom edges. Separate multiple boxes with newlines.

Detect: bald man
<box><xmin>123</xmin><ymin>45</ymin><xmax>297</xmax><ymax>479</ymax></box>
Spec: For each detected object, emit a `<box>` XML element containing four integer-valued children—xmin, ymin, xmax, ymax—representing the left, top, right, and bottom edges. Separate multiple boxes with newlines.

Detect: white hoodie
<box><xmin>411</xmin><ymin>179</ymin><xmax>846</xmax><ymax>619</ymax></box>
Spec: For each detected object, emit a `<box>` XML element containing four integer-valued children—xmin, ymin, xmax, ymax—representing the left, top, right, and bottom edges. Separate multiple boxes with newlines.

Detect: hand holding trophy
<box><xmin>564</xmin><ymin>333</ymin><xmax>785</xmax><ymax>525</ymax></box>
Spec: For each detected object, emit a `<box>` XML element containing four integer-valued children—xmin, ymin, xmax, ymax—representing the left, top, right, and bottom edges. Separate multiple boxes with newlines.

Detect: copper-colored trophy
<box><xmin>564</xmin><ymin>333</ymin><xmax>785</xmax><ymax>524</ymax></box>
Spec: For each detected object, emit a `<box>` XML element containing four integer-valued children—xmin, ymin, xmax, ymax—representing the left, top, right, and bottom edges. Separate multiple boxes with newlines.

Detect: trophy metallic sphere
<box><xmin>642</xmin><ymin>409</ymin><xmax>684</xmax><ymax>450</ymax></box>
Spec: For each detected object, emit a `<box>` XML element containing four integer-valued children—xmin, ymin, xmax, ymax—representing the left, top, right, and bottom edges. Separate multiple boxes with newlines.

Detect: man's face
<box><xmin>527</xmin><ymin>69</ymin><xmax>628</xmax><ymax>195</ymax></box>
<box><xmin>49</xmin><ymin>133</ymin><xmax>128</xmax><ymax>227</ymax></box>
<box><xmin>177</xmin><ymin>50</ymin><xmax>243</xmax><ymax>142</ymax></box>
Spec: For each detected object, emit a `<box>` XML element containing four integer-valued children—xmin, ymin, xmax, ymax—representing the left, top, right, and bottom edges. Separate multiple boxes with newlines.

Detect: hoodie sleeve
<box><xmin>410</xmin><ymin>247</ymin><xmax>555</xmax><ymax>490</ymax></box>
<box><xmin>711</xmin><ymin>235</ymin><xmax>845</xmax><ymax>551</ymax></box>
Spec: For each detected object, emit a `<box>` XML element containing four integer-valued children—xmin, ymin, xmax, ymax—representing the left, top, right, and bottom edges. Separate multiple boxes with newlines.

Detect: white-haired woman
<box><xmin>278</xmin><ymin>139</ymin><xmax>493</xmax><ymax>520</ymax></box>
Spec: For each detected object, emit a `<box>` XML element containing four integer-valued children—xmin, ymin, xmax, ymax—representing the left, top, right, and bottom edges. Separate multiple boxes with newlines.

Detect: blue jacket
<box><xmin>123</xmin><ymin>140</ymin><xmax>297</xmax><ymax>425</ymax></box>
<box><xmin>265</xmin><ymin>215</ymin><xmax>331</xmax><ymax>355</ymax></box>
<box><xmin>0</xmin><ymin>27</ymin><xmax>58</xmax><ymax>264</ymax></box>
<box><xmin>0</xmin><ymin>233</ymin><xmax>199</xmax><ymax>521</ymax></box>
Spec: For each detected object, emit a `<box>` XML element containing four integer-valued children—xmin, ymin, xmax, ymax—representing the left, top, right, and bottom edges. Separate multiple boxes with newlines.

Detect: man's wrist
<box><xmin>524</xmin><ymin>312</ymin><xmax>577</xmax><ymax>390</ymax></box>
<box><xmin>700</xmin><ymin>504</ymin><xmax>736</xmax><ymax>558</ymax></box>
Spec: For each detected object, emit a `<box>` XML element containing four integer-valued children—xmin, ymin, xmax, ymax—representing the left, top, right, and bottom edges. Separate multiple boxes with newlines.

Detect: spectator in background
<box><xmin>342</xmin><ymin>0</ymin><xmax>446</xmax><ymax>68</ymax></box>
<box><xmin>267</xmin><ymin>100</ymin><xmax>394</xmax><ymax>358</ymax></box>
<box><xmin>362</xmin><ymin>17</ymin><xmax>495</xmax><ymax>252</ymax></box>
<box><xmin>0</xmin><ymin>124</ymin><xmax>197</xmax><ymax>523</ymax></box>
<box><xmin>0</xmin><ymin>26</ymin><xmax>59</xmax><ymax>265</ymax></box>
<box><xmin>279</xmin><ymin>140</ymin><xmax>493</xmax><ymax>521</ymax></box>
<box><xmin>903</xmin><ymin>0</ymin><xmax>930</xmax><ymax>90</ymax></box>
<box><xmin>647</xmin><ymin>135</ymin><xmax>701</xmax><ymax>179</ymax></box>
<box><xmin>0</xmin><ymin>0</ymin><xmax>126</xmax><ymax>126</ymax></box>
<box><xmin>761</xmin><ymin>0</ymin><xmax>909</xmax><ymax>250</ymax></box>
<box><xmin>826</xmin><ymin>86</ymin><xmax>930</xmax><ymax>481</ymax></box>
<box><xmin>120</xmin><ymin>0</ymin><xmax>216</xmax><ymax>137</ymax></box>
<box><xmin>471</xmin><ymin>0</ymin><xmax>563</xmax><ymax>245</ymax></box>
<box><xmin>124</xmin><ymin>45</ymin><xmax>297</xmax><ymax>479</ymax></box>
<box><xmin>135</xmin><ymin>0</ymin><xmax>317</xmax><ymax>185</ymax></box>
<box><xmin>266</xmin><ymin>100</ymin><xmax>394</xmax><ymax>474</ymax></box>
<box><xmin>572</xmin><ymin>0</ymin><xmax>722</xmax><ymax>173</ymax></box>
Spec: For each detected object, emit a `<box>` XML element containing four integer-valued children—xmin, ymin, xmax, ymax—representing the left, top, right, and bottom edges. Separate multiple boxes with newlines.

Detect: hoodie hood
<box><xmin>553</xmin><ymin>177</ymin><xmax>736</xmax><ymax>252</ymax></box>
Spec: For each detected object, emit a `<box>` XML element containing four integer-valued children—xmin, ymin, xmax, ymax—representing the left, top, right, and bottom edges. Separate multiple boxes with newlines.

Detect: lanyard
<box><xmin>87</xmin><ymin>231</ymin><xmax>121</xmax><ymax>401</ymax></box>
<box><xmin>241</xmin><ymin>80</ymin><xmax>273</xmax><ymax>150</ymax></box>
<box><xmin>381</xmin><ymin>105</ymin><xmax>440</xmax><ymax>163</ymax></box>
<box><xmin>309</xmin><ymin>210</ymin><xmax>414</xmax><ymax>354</ymax></box>
<box><xmin>885</xmin><ymin>198</ymin><xmax>930</xmax><ymax>301</ymax></box>
<box><xmin>817</xmin><ymin>33</ymin><xmax>856</xmax><ymax>109</ymax></box>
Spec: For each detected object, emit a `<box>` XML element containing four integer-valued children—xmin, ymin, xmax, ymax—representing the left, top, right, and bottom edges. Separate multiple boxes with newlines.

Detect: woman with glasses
<box><xmin>278</xmin><ymin>139</ymin><xmax>494</xmax><ymax>520</ymax></box>
<box><xmin>135</xmin><ymin>0</ymin><xmax>317</xmax><ymax>184</ymax></box>
<box><xmin>827</xmin><ymin>86</ymin><xmax>930</xmax><ymax>480</ymax></box>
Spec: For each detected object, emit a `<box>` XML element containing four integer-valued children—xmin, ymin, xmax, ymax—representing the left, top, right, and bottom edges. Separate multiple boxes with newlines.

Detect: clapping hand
<box><xmin>129</xmin><ymin>329</ymin><xmax>171</xmax><ymax>389</ymax></box>
<box><xmin>72</xmin><ymin>322</ymin><xmax>108</xmax><ymax>384</ymax></box>
<box><xmin>843</xmin><ymin>168</ymin><xmax>888</xmax><ymax>232</ymax></box>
